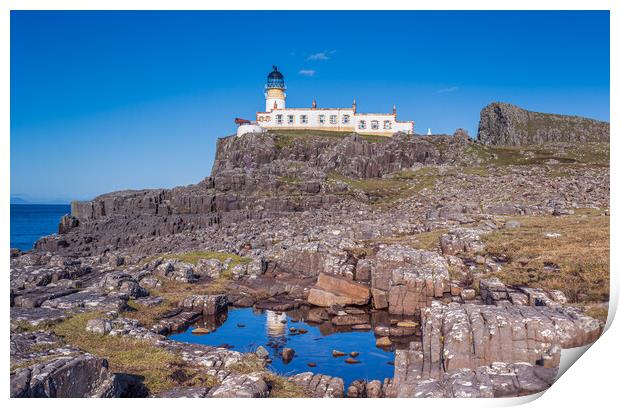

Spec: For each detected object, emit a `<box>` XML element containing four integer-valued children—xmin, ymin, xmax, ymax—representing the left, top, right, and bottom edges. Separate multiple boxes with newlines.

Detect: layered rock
<box><xmin>307</xmin><ymin>273</ymin><xmax>370</xmax><ymax>307</ymax></box>
<box><xmin>371</xmin><ymin>246</ymin><xmax>451</xmax><ymax>315</ymax></box>
<box><xmin>391</xmin><ymin>302</ymin><xmax>603</xmax><ymax>397</ymax></box>
<box><xmin>477</xmin><ymin>102</ymin><xmax>610</xmax><ymax>146</ymax></box>
<box><xmin>11</xmin><ymin>353</ymin><xmax>111</xmax><ymax>397</ymax></box>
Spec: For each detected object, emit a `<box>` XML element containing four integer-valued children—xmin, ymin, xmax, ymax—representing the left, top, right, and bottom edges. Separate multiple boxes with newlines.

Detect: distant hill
<box><xmin>477</xmin><ymin>102</ymin><xmax>610</xmax><ymax>146</ymax></box>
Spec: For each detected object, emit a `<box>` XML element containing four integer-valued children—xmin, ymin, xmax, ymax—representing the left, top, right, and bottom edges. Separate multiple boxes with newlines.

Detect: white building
<box><xmin>252</xmin><ymin>66</ymin><xmax>414</xmax><ymax>136</ymax></box>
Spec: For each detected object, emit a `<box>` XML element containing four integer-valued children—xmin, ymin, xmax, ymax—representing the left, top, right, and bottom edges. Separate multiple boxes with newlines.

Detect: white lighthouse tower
<box><xmin>265</xmin><ymin>66</ymin><xmax>286</xmax><ymax>112</ymax></box>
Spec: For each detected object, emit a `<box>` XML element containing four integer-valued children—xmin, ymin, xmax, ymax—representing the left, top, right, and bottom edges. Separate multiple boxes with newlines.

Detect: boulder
<box><xmin>307</xmin><ymin>273</ymin><xmax>370</xmax><ymax>307</ymax></box>
<box><xmin>282</xmin><ymin>348</ymin><xmax>295</xmax><ymax>363</ymax></box>
<box><xmin>289</xmin><ymin>372</ymin><xmax>344</xmax><ymax>397</ymax></box>
<box><xmin>179</xmin><ymin>294</ymin><xmax>228</xmax><ymax>315</ymax></box>
<box><xmin>85</xmin><ymin>318</ymin><xmax>112</xmax><ymax>335</ymax></box>
<box><xmin>208</xmin><ymin>373</ymin><xmax>269</xmax><ymax>398</ymax></box>
<box><xmin>11</xmin><ymin>354</ymin><xmax>111</xmax><ymax>397</ymax></box>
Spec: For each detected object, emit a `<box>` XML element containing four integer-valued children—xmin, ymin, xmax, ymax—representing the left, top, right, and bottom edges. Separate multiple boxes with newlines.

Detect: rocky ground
<box><xmin>10</xmin><ymin>109</ymin><xmax>610</xmax><ymax>398</ymax></box>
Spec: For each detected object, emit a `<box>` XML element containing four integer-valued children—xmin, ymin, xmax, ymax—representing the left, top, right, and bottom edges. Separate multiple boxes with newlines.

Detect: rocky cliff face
<box><xmin>477</xmin><ymin>102</ymin><xmax>610</xmax><ymax>146</ymax></box>
<box><xmin>44</xmin><ymin>131</ymin><xmax>477</xmax><ymax>255</ymax></box>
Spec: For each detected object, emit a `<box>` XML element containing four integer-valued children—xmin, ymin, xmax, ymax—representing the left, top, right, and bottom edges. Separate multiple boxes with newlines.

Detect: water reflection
<box><xmin>170</xmin><ymin>306</ymin><xmax>421</xmax><ymax>387</ymax></box>
<box><xmin>265</xmin><ymin>310</ymin><xmax>287</xmax><ymax>337</ymax></box>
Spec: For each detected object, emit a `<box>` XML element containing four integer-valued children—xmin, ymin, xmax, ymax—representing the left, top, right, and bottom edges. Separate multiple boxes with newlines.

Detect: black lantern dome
<box><xmin>266</xmin><ymin>66</ymin><xmax>286</xmax><ymax>89</ymax></box>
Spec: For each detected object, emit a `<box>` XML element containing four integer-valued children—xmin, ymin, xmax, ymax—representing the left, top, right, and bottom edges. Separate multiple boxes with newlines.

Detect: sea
<box><xmin>10</xmin><ymin>204</ymin><xmax>71</xmax><ymax>251</ymax></box>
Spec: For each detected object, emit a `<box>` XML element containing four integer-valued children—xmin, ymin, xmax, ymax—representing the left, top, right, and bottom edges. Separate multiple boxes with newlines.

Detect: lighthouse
<box><xmin>265</xmin><ymin>66</ymin><xmax>286</xmax><ymax>112</ymax></box>
<box><xmin>254</xmin><ymin>66</ymin><xmax>414</xmax><ymax>136</ymax></box>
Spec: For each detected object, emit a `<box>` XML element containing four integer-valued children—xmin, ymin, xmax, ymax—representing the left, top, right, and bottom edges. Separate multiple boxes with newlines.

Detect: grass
<box><xmin>360</xmin><ymin>228</ymin><xmax>448</xmax><ymax>252</ymax></box>
<box><xmin>266</xmin><ymin>374</ymin><xmax>309</xmax><ymax>398</ymax></box>
<box><xmin>50</xmin><ymin>312</ymin><xmax>211</xmax><ymax>394</ymax></box>
<box><xmin>466</xmin><ymin>141</ymin><xmax>609</xmax><ymax>168</ymax></box>
<box><xmin>153</xmin><ymin>251</ymin><xmax>251</xmax><ymax>267</ymax></box>
<box><xmin>581</xmin><ymin>305</ymin><xmax>609</xmax><ymax>324</ymax></box>
<box><xmin>226</xmin><ymin>353</ymin><xmax>308</xmax><ymax>397</ymax></box>
<box><xmin>479</xmin><ymin>211</ymin><xmax>609</xmax><ymax>303</ymax></box>
<box><xmin>227</xmin><ymin>353</ymin><xmax>266</xmax><ymax>374</ymax></box>
<box><xmin>327</xmin><ymin>168</ymin><xmax>439</xmax><ymax>207</ymax></box>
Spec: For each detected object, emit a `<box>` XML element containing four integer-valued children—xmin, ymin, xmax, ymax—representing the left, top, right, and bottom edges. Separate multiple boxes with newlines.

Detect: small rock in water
<box><xmin>298</xmin><ymin>328</ymin><xmax>308</xmax><ymax>334</ymax></box>
<box><xmin>289</xmin><ymin>327</ymin><xmax>297</xmax><ymax>333</ymax></box>
<box><xmin>387</xmin><ymin>361</ymin><xmax>395</xmax><ymax>366</ymax></box>
<box><xmin>218</xmin><ymin>344</ymin><xmax>234</xmax><ymax>349</ymax></box>
<box><xmin>282</xmin><ymin>348</ymin><xmax>295</xmax><ymax>363</ymax></box>
<box><xmin>192</xmin><ymin>327</ymin><xmax>211</xmax><ymax>335</ymax></box>
<box><xmin>237</xmin><ymin>323</ymin><xmax>245</xmax><ymax>328</ymax></box>
<box><xmin>255</xmin><ymin>345</ymin><xmax>269</xmax><ymax>358</ymax></box>
<box><xmin>280</xmin><ymin>319</ymin><xmax>287</xmax><ymax>324</ymax></box>
<box><xmin>344</xmin><ymin>357</ymin><xmax>360</xmax><ymax>364</ymax></box>
<box><xmin>376</xmin><ymin>337</ymin><xmax>392</xmax><ymax>347</ymax></box>
<box><xmin>307</xmin><ymin>362</ymin><xmax>317</xmax><ymax>367</ymax></box>
<box><xmin>332</xmin><ymin>350</ymin><xmax>346</xmax><ymax>357</ymax></box>
<box><xmin>350</xmin><ymin>351</ymin><xmax>359</xmax><ymax>357</ymax></box>
<box><xmin>291</xmin><ymin>319</ymin><xmax>299</xmax><ymax>323</ymax></box>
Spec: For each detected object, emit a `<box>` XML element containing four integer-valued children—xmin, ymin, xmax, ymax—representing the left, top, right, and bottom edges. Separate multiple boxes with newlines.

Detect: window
<box><xmin>301</xmin><ymin>115</ymin><xmax>308</xmax><ymax>124</ymax></box>
<box><xmin>288</xmin><ymin>115</ymin><xmax>295</xmax><ymax>124</ymax></box>
<box><xmin>330</xmin><ymin>115</ymin><xmax>337</xmax><ymax>124</ymax></box>
<box><xmin>342</xmin><ymin>114</ymin><xmax>350</xmax><ymax>124</ymax></box>
<box><xmin>371</xmin><ymin>120</ymin><xmax>379</xmax><ymax>130</ymax></box>
<box><xmin>384</xmin><ymin>120</ymin><xmax>392</xmax><ymax>130</ymax></box>
<box><xmin>359</xmin><ymin>120</ymin><xmax>366</xmax><ymax>129</ymax></box>
<box><xmin>276</xmin><ymin>114</ymin><xmax>283</xmax><ymax>124</ymax></box>
<box><xmin>258</xmin><ymin>116</ymin><xmax>264</xmax><ymax>122</ymax></box>
<box><xmin>319</xmin><ymin>115</ymin><xmax>326</xmax><ymax>124</ymax></box>
<box><xmin>265</xmin><ymin>116</ymin><xmax>271</xmax><ymax>121</ymax></box>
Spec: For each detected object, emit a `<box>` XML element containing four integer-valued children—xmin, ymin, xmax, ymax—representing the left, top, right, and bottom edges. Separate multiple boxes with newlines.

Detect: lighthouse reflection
<box><xmin>265</xmin><ymin>310</ymin><xmax>287</xmax><ymax>337</ymax></box>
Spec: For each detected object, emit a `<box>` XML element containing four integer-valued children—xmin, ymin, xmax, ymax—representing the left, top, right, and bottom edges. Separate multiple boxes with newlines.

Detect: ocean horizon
<box><xmin>10</xmin><ymin>203</ymin><xmax>71</xmax><ymax>251</ymax></box>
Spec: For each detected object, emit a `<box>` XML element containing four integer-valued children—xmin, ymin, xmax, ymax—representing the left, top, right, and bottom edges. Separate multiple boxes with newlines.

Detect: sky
<box><xmin>11</xmin><ymin>10</ymin><xmax>610</xmax><ymax>203</ymax></box>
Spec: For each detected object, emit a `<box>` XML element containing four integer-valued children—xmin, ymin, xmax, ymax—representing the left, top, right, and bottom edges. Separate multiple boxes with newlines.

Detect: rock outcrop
<box><xmin>390</xmin><ymin>302</ymin><xmax>603</xmax><ymax>397</ymax></box>
<box><xmin>307</xmin><ymin>273</ymin><xmax>371</xmax><ymax>307</ymax></box>
<box><xmin>371</xmin><ymin>246</ymin><xmax>451</xmax><ymax>315</ymax></box>
<box><xmin>477</xmin><ymin>102</ymin><xmax>610</xmax><ymax>146</ymax></box>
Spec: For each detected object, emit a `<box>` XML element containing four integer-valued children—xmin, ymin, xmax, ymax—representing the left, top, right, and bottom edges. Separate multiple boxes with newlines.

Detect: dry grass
<box><xmin>51</xmin><ymin>312</ymin><xmax>205</xmax><ymax>393</ymax></box>
<box><xmin>328</xmin><ymin>169</ymin><xmax>438</xmax><ymax>207</ymax></box>
<box><xmin>227</xmin><ymin>353</ymin><xmax>266</xmax><ymax>374</ymax></box>
<box><xmin>480</xmin><ymin>211</ymin><xmax>609</xmax><ymax>303</ymax></box>
<box><xmin>266</xmin><ymin>374</ymin><xmax>309</xmax><ymax>398</ymax></box>
<box><xmin>150</xmin><ymin>251</ymin><xmax>251</xmax><ymax>268</ymax></box>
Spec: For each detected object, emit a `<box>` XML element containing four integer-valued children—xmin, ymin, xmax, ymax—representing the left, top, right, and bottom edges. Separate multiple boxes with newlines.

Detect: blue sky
<box><xmin>11</xmin><ymin>11</ymin><xmax>609</xmax><ymax>203</ymax></box>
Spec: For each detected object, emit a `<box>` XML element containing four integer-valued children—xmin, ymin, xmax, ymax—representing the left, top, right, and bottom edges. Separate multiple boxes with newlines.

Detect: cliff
<box><xmin>44</xmin><ymin>131</ymin><xmax>476</xmax><ymax>255</ymax></box>
<box><xmin>477</xmin><ymin>102</ymin><xmax>610</xmax><ymax>146</ymax></box>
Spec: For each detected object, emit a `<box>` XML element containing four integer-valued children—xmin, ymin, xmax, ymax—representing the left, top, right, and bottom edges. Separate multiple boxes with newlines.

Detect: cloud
<box><xmin>299</xmin><ymin>69</ymin><xmax>316</xmax><ymax>77</ymax></box>
<box><xmin>306</xmin><ymin>52</ymin><xmax>329</xmax><ymax>61</ymax></box>
<box><xmin>436</xmin><ymin>86</ymin><xmax>459</xmax><ymax>94</ymax></box>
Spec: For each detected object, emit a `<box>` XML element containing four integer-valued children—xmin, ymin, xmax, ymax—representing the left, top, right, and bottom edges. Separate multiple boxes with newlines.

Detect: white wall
<box><xmin>257</xmin><ymin>108</ymin><xmax>413</xmax><ymax>135</ymax></box>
